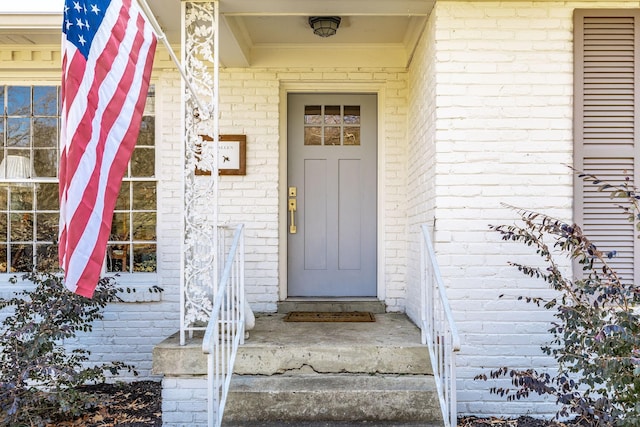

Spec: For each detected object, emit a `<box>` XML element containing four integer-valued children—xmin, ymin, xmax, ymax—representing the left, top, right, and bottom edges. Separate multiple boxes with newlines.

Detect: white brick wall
<box><xmin>161</xmin><ymin>377</ymin><xmax>208</xmax><ymax>426</ymax></box>
<box><xmin>406</xmin><ymin>4</ymin><xmax>439</xmax><ymax>325</ymax></box>
<box><xmin>217</xmin><ymin>67</ymin><xmax>409</xmax><ymax>313</ymax></box>
<box><xmin>404</xmin><ymin>0</ymin><xmax>639</xmax><ymax>418</ymax></box>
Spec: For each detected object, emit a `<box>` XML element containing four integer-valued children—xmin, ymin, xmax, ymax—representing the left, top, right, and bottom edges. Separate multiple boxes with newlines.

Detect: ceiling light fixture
<box><xmin>308</xmin><ymin>16</ymin><xmax>341</xmax><ymax>38</ymax></box>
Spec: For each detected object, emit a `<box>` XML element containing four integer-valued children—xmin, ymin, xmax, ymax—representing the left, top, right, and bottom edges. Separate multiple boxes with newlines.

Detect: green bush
<box><xmin>476</xmin><ymin>185</ymin><xmax>640</xmax><ymax>426</ymax></box>
<box><xmin>0</xmin><ymin>273</ymin><xmax>137</xmax><ymax>426</ymax></box>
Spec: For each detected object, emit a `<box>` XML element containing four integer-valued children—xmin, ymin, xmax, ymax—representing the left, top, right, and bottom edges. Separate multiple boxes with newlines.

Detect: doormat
<box><xmin>283</xmin><ymin>311</ymin><xmax>375</xmax><ymax>322</ymax></box>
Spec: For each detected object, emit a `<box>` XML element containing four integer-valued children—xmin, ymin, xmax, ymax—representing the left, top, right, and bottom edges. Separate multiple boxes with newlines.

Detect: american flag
<box><xmin>59</xmin><ymin>0</ymin><xmax>156</xmax><ymax>297</ymax></box>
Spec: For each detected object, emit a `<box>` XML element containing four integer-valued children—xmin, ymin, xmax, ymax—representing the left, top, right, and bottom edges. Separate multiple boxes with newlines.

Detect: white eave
<box><xmin>0</xmin><ymin>0</ymin><xmax>436</xmax><ymax>69</ymax></box>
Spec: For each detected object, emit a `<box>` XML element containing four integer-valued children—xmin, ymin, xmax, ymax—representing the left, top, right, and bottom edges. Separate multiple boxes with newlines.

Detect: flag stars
<box><xmin>65</xmin><ymin>20</ymin><xmax>73</xmax><ymax>30</ymax></box>
<box><xmin>76</xmin><ymin>18</ymin><xmax>85</xmax><ymax>30</ymax></box>
<box><xmin>73</xmin><ymin>1</ymin><xmax>82</xmax><ymax>13</ymax></box>
<box><xmin>90</xmin><ymin>4</ymin><xmax>100</xmax><ymax>14</ymax></box>
<box><xmin>78</xmin><ymin>34</ymin><xmax>86</xmax><ymax>46</ymax></box>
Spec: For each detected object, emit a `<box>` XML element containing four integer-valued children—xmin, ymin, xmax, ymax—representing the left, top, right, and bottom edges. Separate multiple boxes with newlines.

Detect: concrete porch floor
<box><xmin>246</xmin><ymin>312</ymin><xmax>423</xmax><ymax>350</ymax></box>
<box><xmin>153</xmin><ymin>312</ymin><xmax>430</xmax><ymax>376</ymax></box>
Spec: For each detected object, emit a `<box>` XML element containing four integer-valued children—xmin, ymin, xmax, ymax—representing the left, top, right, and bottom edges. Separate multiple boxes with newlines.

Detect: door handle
<box><xmin>288</xmin><ymin>186</ymin><xmax>297</xmax><ymax>234</ymax></box>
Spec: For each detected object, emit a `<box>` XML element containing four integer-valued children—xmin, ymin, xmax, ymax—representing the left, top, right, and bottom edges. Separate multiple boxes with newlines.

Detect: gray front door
<box><xmin>287</xmin><ymin>93</ymin><xmax>377</xmax><ymax>297</ymax></box>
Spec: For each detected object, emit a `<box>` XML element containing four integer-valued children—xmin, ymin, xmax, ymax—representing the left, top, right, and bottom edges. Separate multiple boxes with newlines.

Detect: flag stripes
<box><xmin>59</xmin><ymin>0</ymin><xmax>156</xmax><ymax>297</ymax></box>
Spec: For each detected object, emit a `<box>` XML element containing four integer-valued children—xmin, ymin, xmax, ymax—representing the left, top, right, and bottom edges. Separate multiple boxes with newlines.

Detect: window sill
<box><xmin>0</xmin><ymin>273</ymin><xmax>163</xmax><ymax>303</ymax></box>
<box><xmin>116</xmin><ymin>287</ymin><xmax>163</xmax><ymax>303</ymax></box>
<box><xmin>106</xmin><ymin>273</ymin><xmax>163</xmax><ymax>303</ymax></box>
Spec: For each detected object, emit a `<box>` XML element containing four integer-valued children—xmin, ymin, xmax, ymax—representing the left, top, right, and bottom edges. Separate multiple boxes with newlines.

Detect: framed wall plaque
<box><xmin>195</xmin><ymin>134</ymin><xmax>246</xmax><ymax>176</ymax></box>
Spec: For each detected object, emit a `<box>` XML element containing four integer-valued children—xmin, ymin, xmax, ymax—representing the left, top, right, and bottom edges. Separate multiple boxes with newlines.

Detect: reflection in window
<box><xmin>304</xmin><ymin>105</ymin><xmax>321</xmax><ymax>124</ymax></box>
<box><xmin>0</xmin><ymin>84</ymin><xmax>157</xmax><ymax>274</ymax></box>
<box><xmin>108</xmin><ymin>86</ymin><xmax>157</xmax><ymax>273</ymax></box>
<box><xmin>303</xmin><ymin>104</ymin><xmax>361</xmax><ymax>146</ymax></box>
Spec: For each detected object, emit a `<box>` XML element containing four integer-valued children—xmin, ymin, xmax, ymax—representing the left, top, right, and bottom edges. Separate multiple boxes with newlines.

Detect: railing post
<box><xmin>420</xmin><ymin>224</ymin><xmax>460</xmax><ymax>427</ymax></box>
<box><xmin>203</xmin><ymin>224</ymin><xmax>245</xmax><ymax>427</ymax></box>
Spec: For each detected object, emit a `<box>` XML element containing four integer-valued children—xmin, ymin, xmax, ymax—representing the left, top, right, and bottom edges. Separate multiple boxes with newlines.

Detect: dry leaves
<box><xmin>46</xmin><ymin>381</ymin><xmax>161</xmax><ymax>427</ymax></box>
<box><xmin>459</xmin><ymin>416</ymin><xmax>581</xmax><ymax>427</ymax></box>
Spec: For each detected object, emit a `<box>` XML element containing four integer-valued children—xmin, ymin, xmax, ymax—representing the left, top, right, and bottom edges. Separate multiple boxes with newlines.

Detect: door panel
<box><xmin>287</xmin><ymin>93</ymin><xmax>377</xmax><ymax>297</ymax></box>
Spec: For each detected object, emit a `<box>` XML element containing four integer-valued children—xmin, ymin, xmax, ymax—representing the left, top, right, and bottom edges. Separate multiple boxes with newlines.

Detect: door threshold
<box><xmin>284</xmin><ymin>297</ymin><xmax>379</xmax><ymax>302</ymax></box>
<box><xmin>278</xmin><ymin>298</ymin><xmax>386</xmax><ymax>314</ymax></box>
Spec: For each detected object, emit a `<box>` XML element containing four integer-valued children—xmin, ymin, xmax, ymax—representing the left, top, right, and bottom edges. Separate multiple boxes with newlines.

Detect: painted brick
<box><xmin>6</xmin><ymin>1</ymin><xmax>632</xmax><ymax>422</ymax></box>
<box><xmin>403</xmin><ymin>0</ymin><xmax>638</xmax><ymax>419</ymax></box>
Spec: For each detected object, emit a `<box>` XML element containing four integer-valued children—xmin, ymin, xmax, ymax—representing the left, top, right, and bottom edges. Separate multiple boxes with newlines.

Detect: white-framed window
<box><xmin>0</xmin><ymin>84</ymin><xmax>157</xmax><ymax>274</ymax></box>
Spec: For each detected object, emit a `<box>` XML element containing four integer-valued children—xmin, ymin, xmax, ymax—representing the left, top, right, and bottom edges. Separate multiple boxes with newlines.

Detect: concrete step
<box><xmin>278</xmin><ymin>299</ymin><xmax>387</xmax><ymax>314</ymax></box>
<box><xmin>234</xmin><ymin>313</ymin><xmax>431</xmax><ymax>375</ymax></box>
<box><xmin>223</xmin><ymin>422</ymin><xmax>442</xmax><ymax>427</ymax></box>
<box><xmin>222</xmin><ymin>374</ymin><xmax>443</xmax><ymax>424</ymax></box>
<box><xmin>223</xmin><ymin>314</ymin><xmax>442</xmax><ymax>425</ymax></box>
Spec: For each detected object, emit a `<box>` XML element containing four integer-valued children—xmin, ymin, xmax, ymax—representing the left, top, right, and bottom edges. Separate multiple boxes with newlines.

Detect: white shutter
<box><xmin>574</xmin><ymin>10</ymin><xmax>640</xmax><ymax>283</ymax></box>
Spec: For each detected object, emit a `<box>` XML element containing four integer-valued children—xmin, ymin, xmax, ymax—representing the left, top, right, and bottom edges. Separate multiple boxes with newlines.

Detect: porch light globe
<box><xmin>308</xmin><ymin>16</ymin><xmax>341</xmax><ymax>38</ymax></box>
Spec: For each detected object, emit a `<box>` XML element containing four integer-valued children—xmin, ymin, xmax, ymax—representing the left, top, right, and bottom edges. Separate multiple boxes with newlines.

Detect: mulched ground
<box><xmin>48</xmin><ymin>381</ymin><xmax>162</xmax><ymax>427</ymax></box>
<box><xmin>458</xmin><ymin>416</ymin><xmax>584</xmax><ymax>427</ymax></box>
<box><xmin>46</xmin><ymin>381</ymin><xmax>583</xmax><ymax>427</ymax></box>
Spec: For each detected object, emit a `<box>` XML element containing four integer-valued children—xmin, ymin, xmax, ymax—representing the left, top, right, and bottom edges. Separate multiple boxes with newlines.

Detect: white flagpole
<box><xmin>135</xmin><ymin>0</ymin><xmax>211</xmax><ymax>119</ymax></box>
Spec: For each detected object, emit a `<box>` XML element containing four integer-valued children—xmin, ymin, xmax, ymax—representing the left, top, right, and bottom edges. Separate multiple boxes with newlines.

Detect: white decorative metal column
<box><xmin>180</xmin><ymin>0</ymin><xmax>220</xmax><ymax>345</ymax></box>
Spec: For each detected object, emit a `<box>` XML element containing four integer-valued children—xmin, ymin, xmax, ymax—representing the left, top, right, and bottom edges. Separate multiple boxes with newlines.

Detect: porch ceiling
<box><xmin>0</xmin><ymin>0</ymin><xmax>434</xmax><ymax>68</ymax></box>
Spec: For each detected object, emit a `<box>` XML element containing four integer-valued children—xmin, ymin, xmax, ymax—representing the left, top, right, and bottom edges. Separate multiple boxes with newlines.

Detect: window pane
<box><xmin>115</xmin><ymin>182</ymin><xmax>130</xmax><ymax>210</ymax></box>
<box><xmin>0</xmin><ymin>213</ymin><xmax>7</xmax><ymax>240</ymax></box>
<box><xmin>131</xmin><ymin>147</ymin><xmax>155</xmax><ymax>177</ymax></box>
<box><xmin>325</xmin><ymin>127</ymin><xmax>341</xmax><ymax>145</ymax></box>
<box><xmin>7</xmin><ymin>86</ymin><xmax>30</xmax><ymax>115</ymax></box>
<box><xmin>110</xmin><ymin>212</ymin><xmax>129</xmax><ymax>241</ymax></box>
<box><xmin>133</xmin><ymin>212</ymin><xmax>155</xmax><ymax>240</ymax></box>
<box><xmin>11</xmin><ymin>244</ymin><xmax>32</xmax><ymax>272</ymax></box>
<box><xmin>344</xmin><ymin>127</ymin><xmax>360</xmax><ymax>146</ymax></box>
<box><xmin>0</xmin><ymin>187</ymin><xmax>7</xmax><ymax>210</ymax></box>
<box><xmin>344</xmin><ymin>106</ymin><xmax>360</xmax><ymax>124</ymax></box>
<box><xmin>304</xmin><ymin>105</ymin><xmax>321</xmax><ymax>124</ymax></box>
<box><xmin>33</xmin><ymin>87</ymin><xmax>58</xmax><ymax>116</ymax></box>
<box><xmin>304</xmin><ymin>127</ymin><xmax>321</xmax><ymax>145</ymax></box>
<box><xmin>137</xmin><ymin>116</ymin><xmax>155</xmax><ymax>146</ymax></box>
<box><xmin>144</xmin><ymin>85</ymin><xmax>155</xmax><ymax>115</ymax></box>
<box><xmin>11</xmin><ymin>213</ymin><xmax>32</xmax><ymax>242</ymax></box>
<box><xmin>132</xmin><ymin>181</ymin><xmax>156</xmax><ymax>210</ymax></box>
<box><xmin>34</xmin><ymin>149</ymin><xmax>57</xmax><ymax>177</ymax></box>
<box><xmin>37</xmin><ymin>183</ymin><xmax>58</xmax><ymax>210</ymax></box>
<box><xmin>10</xmin><ymin>186</ymin><xmax>33</xmax><ymax>210</ymax></box>
<box><xmin>107</xmin><ymin>244</ymin><xmax>128</xmax><ymax>272</ymax></box>
<box><xmin>7</xmin><ymin>118</ymin><xmax>30</xmax><ymax>147</ymax></box>
<box><xmin>33</xmin><ymin>118</ymin><xmax>57</xmax><ymax>148</ymax></box>
<box><xmin>36</xmin><ymin>213</ymin><xmax>58</xmax><ymax>241</ymax></box>
<box><xmin>324</xmin><ymin>105</ymin><xmax>341</xmax><ymax>124</ymax></box>
<box><xmin>0</xmin><ymin>244</ymin><xmax>6</xmax><ymax>272</ymax></box>
<box><xmin>36</xmin><ymin>244</ymin><xmax>58</xmax><ymax>272</ymax></box>
<box><xmin>3</xmin><ymin>153</ymin><xmax>31</xmax><ymax>180</ymax></box>
<box><xmin>133</xmin><ymin>244</ymin><xmax>156</xmax><ymax>272</ymax></box>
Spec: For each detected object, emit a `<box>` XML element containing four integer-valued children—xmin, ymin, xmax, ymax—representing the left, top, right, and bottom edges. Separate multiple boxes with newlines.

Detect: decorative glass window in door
<box><xmin>304</xmin><ymin>105</ymin><xmax>361</xmax><ymax>146</ymax></box>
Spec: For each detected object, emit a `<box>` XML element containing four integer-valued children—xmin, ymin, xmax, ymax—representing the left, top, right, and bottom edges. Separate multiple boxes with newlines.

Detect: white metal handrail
<box><xmin>420</xmin><ymin>224</ymin><xmax>461</xmax><ymax>427</ymax></box>
<box><xmin>202</xmin><ymin>224</ymin><xmax>245</xmax><ymax>427</ymax></box>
